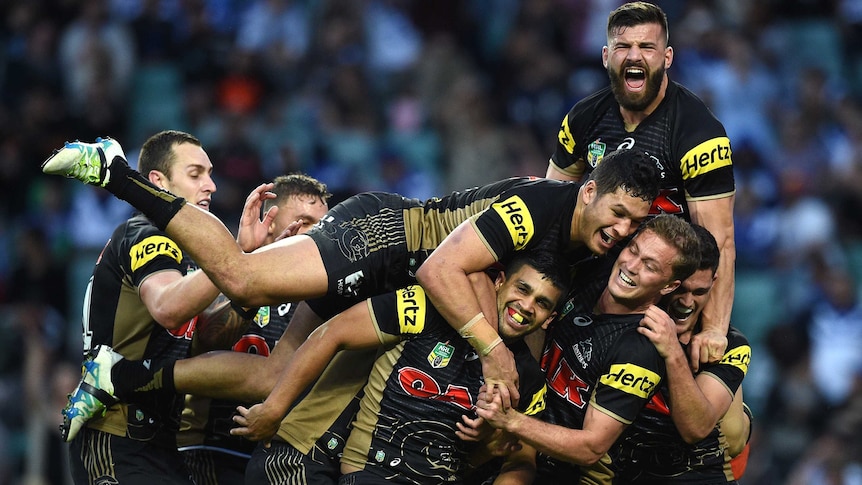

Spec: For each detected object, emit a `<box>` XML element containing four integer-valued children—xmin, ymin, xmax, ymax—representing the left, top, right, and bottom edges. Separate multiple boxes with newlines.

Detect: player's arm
<box><xmin>416</xmin><ymin>220</ymin><xmax>519</xmax><ymax>408</ymax></box>
<box><xmin>231</xmin><ymin>300</ymin><xmax>380</xmax><ymax>442</ymax></box>
<box><xmin>546</xmin><ymin>108</ymin><xmax>587</xmax><ymax>181</ymax></box>
<box><xmin>545</xmin><ymin>162</ymin><xmax>582</xmax><ymax>181</ymax></box>
<box><xmin>191</xmin><ymin>293</ymin><xmax>255</xmax><ymax>353</ymax></box>
<box><xmin>639</xmin><ymin>305</ymin><xmax>733</xmax><ymax>442</ymax></box>
<box><xmin>721</xmin><ymin>386</ymin><xmax>750</xmax><ymax>457</ymax></box>
<box><xmin>687</xmin><ymin>195</ymin><xmax>735</xmax><ymax>369</ymax></box>
<box><xmin>493</xmin><ymin>442</ymin><xmax>538</xmax><ymax>485</ymax></box>
<box><xmin>477</xmin><ymin>392</ymin><xmax>624</xmax><ymax>466</ymax></box>
<box><xmin>139</xmin><ymin>268</ymin><xmax>221</xmax><ymax>330</ymax></box>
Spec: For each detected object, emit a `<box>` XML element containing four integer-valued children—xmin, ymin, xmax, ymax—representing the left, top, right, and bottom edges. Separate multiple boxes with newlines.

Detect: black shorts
<box><xmin>245</xmin><ymin>440</ymin><xmax>341</xmax><ymax>485</ymax></box>
<box><xmin>181</xmin><ymin>448</ymin><xmax>249</xmax><ymax>485</ymax></box>
<box><xmin>69</xmin><ymin>428</ymin><xmax>194</xmax><ymax>485</ymax></box>
<box><xmin>305</xmin><ymin>192</ymin><xmax>428</xmax><ymax>319</ymax></box>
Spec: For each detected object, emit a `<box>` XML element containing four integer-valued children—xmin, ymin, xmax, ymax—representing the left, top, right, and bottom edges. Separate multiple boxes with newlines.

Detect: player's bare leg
<box><xmin>43</xmin><ymin>137</ymin><xmax>330</xmax><ymax>306</ymax></box>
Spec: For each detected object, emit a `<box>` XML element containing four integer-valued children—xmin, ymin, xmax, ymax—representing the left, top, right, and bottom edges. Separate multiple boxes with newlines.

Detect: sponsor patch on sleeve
<box><xmin>720</xmin><ymin>345</ymin><xmax>751</xmax><ymax>375</ymax></box>
<box><xmin>130</xmin><ymin>235</ymin><xmax>183</xmax><ymax>271</ymax></box>
<box><xmin>599</xmin><ymin>363</ymin><xmax>660</xmax><ymax>399</ymax></box>
<box><xmin>396</xmin><ymin>285</ymin><xmax>427</xmax><ymax>334</ymax></box>
<box><xmin>558</xmin><ymin>115</ymin><xmax>575</xmax><ymax>155</ymax></box>
<box><xmin>491</xmin><ymin>196</ymin><xmax>534</xmax><ymax>250</ymax></box>
<box><xmin>522</xmin><ymin>385</ymin><xmax>547</xmax><ymax>416</ymax></box>
<box><xmin>679</xmin><ymin>137</ymin><xmax>732</xmax><ymax>180</ymax></box>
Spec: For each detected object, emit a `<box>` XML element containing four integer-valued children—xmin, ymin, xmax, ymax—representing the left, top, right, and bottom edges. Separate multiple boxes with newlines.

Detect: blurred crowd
<box><xmin>1</xmin><ymin>0</ymin><xmax>862</xmax><ymax>483</ymax></box>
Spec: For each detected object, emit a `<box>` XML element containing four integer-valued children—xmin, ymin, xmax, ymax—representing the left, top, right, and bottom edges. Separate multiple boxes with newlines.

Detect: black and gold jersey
<box><xmin>82</xmin><ymin>214</ymin><xmax>198</xmax><ymax>443</ymax></box>
<box><xmin>536</xmin><ymin>312</ymin><xmax>666</xmax><ymax>483</ymax></box>
<box><xmin>178</xmin><ymin>303</ymin><xmax>295</xmax><ymax>456</ymax></box>
<box><xmin>276</xmin><ymin>347</ymin><xmax>378</xmax><ymax>459</ymax></box>
<box><xmin>550</xmin><ymin>82</ymin><xmax>735</xmax><ymax>220</ymax></box>
<box><xmin>341</xmin><ymin>285</ymin><xmax>547</xmax><ymax>484</ymax></box>
<box><xmin>596</xmin><ymin>326</ymin><xmax>751</xmax><ymax>484</ymax></box>
<box><xmin>305</xmin><ymin>176</ymin><xmax>587</xmax><ymax>320</ymax></box>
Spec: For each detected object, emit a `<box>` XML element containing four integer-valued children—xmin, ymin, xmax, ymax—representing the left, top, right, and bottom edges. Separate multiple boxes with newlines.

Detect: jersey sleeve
<box><xmin>672</xmin><ymin>87</ymin><xmax>735</xmax><ymax>201</ymax></box>
<box><xmin>549</xmin><ymin>89</ymin><xmax>611</xmax><ymax>179</ymax></box>
<box><xmin>469</xmin><ymin>181</ymin><xmax>571</xmax><ymax>261</ymax></box>
<box><xmin>698</xmin><ymin>326</ymin><xmax>750</xmax><ymax>395</ymax></box>
<box><xmin>121</xmin><ymin>223</ymin><xmax>186</xmax><ymax>288</ymax></box>
<box><xmin>368</xmin><ymin>285</ymin><xmax>440</xmax><ymax>345</ymax></box>
<box><xmin>590</xmin><ymin>329</ymin><xmax>666</xmax><ymax>425</ymax></box>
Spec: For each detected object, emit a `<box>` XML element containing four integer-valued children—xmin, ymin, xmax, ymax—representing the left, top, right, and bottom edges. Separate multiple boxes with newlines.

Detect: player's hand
<box><xmin>688</xmin><ymin>328</ymin><xmax>728</xmax><ymax>372</ymax></box>
<box><xmin>236</xmin><ymin>183</ymin><xmax>277</xmax><ymax>252</ymax></box>
<box><xmin>455</xmin><ymin>413</ymin><xmax>490</xmax><ymax>442</ymax></box>
<box><xmin>480</xmin><ymin>343</ymin><xmax>520</xmax><ymax>410</ymax></box>
<box><xmin>637</xmin><ymin>305</ymin><xmax>679</xmax><ymax>359</ymax></box>
<box><xmin>274</xmin><ymin>219</ymin><xmax>303</xmax><ymax>242</ymax></box>
<box><xmin>475</xmin><ymin>387</ymin><xmax>524</xmax><ymax>432</ymax></box>
<box><xmin>231</xmin><ymin>402</ymin><xmax>281</xmax><ymax>447</ymax></box>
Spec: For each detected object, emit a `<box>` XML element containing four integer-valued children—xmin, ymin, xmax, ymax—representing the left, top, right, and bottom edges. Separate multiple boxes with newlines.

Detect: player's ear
<box><xmin>665</xmin><ymin>45</ymin><xmax>673</xmax><ymax>69</ymax></box>
<box><xmin>494</xmin><ymin>271</ymin><xmax>506</xmax><ymax>291</ymax></box>
<box><xmin>541</xmin><ymin>312</ymin><xmax>557</xmax><ymax>330</ymax></box>
<box><xmin>660</xmin><ymin>280</ymin><xmax>681</xmax><ymax>296</ymax></box>
<box><xmin>148</xmin><ymin>170</ymin><xmax>167</xmax><ymax>189</ymax></box>
<box><xmin>581</xmin><ymin>180</ymin><xmax>598</xmax><ymax>205</ymax></box>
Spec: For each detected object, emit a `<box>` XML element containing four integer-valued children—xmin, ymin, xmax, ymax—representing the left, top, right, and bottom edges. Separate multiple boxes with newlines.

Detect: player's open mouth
<box><xmin>618</xmin><ymin>270</ymin><xmax>635</xmax><ymax>287</ymax></box>
<box><xmin>508</xmin><ymin>307</ymin><xmax>526</xmax><ymax>326</ymax></box>
<box><xmin>625</xmin><ymin>67</ymin><xmax>646</xmax><ymax>90</ymax></box>
<box><xmin>197</xmin><ymin>199</ymin><xmax>210</xmax><ymax>209</ymax></box>
<box><xmin>600</xmin><ymin>230</ymin><xmax>616</xmax><ymax>246</ymax></box>
<box><xmin>669</xmin><ymin>301</ymin><xmax>694</xmax><ymax>320</ymax></box>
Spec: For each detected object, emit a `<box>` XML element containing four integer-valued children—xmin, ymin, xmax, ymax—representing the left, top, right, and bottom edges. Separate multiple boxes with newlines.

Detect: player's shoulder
<box><xmin>726</xmin><ymin>325</ymin><xmax>751</xmax><ymax>350</ymax></box>
<box><xmin>667</xmin><ymin>81</ymin><xmax>723</xmax><ymax>123</ymax></box>
<box><xmin>373</xmin><ymin>285</ymin><xmax>446</xmax><ymax>337</ymax></box>
<box><xmin>116</xmin><ymin>214</ymin><xmax>184</xmax><ymax>269</ymax></box>
<box><xmin>122</xmin><ymin>213</ymin><xmax>165</xmax><ymax>240</ymax></box>
<box><xmin>566</xmin><ymin>86</ymin><xmax>615</xmax><ymax>119</ymax></box>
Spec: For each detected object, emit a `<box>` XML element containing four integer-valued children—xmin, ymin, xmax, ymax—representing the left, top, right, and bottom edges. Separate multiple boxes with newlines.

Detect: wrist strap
<box><xmin>457</xmin><ymin>313</ymin><xmax>502</xmax><ymax>356</ymax></box>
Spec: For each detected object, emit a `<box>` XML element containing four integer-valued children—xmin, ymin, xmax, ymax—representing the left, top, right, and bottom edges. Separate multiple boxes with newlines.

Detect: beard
<box><xmin>608</xmin><ymin>63</ymin><xmax>665</xmax><ymax>112</ymax></box>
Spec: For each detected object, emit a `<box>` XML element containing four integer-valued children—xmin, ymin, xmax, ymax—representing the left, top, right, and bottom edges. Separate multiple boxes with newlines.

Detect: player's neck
<box><xmin>595</xmin><ymin>290</ymin><xmax>656</xmax><ymax>315</ymax></box>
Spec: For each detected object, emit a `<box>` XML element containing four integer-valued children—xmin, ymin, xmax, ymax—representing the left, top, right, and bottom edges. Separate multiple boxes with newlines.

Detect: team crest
<box><xmin>586</xmin><ymin>140</ymin><xmax>607</xmax><ymax>168</ymax></box>
<box><xmin>428</xmin><ymin>342</ymin><xmax>454</xmax><ymax>368</ymax></box>
<box><xmin>375</xmin><ymin>450</ymin><xmax>386</xmax><ymax>462</ymax></box>
<box><xmin>327</xmin><ymin>437</ymin><xmax>339</xmax><ymax>450</ymax></box>
<box><xmin>254</xmin><ymin>306</ymin><xmax>270</xmax><ymax>328</ymax></box>
<box><xmin>573</xmin><ymin>339</ymin><xmax>592</xmax><ymax>369</ymax></box>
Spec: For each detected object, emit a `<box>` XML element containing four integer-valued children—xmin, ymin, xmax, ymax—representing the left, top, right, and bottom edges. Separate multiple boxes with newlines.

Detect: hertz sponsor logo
<box><xmin>130</xmin><ymin>235</ymin><xmax>182</xmax><ymax>271</ymax></box>
<box><xmin>396</xmin><ymin>285</ymin><xmax>426</xmax><ymax>334</ymax></box>
<box><xmin>492</xmin><ymin>196</ymin><xmax>534</xmax><ymax>250</ymax></box>
<box><xmin>522</xmin><ymin>385</ymin><xmax>547</xmax><ymax>416</ymax></box>
<box><xmin>720</xmin><ymin>345</ymin><xmax>751</xmax><ymax>375</ymax></box>
<box><xmin>558</xmin><ymin>116</ymin><xmax>575</xmax><ymax>154</ymax></box>
<box><xmin>680</xmin><ymin>137</ymin><xmax>732</xmax><ymax>180</ymax></box>
<box><xmin>599</xmin><ymin>363</ymin><xmax>660</xmax><ymax>399</ymax></box>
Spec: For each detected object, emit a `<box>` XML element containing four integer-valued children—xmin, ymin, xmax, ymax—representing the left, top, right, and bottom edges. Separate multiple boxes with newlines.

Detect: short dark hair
<box><xmin>692</xmin><ymin>224</ymin><xmax>720</xmax><ymax>275</ymax></box>
<box><xmin>506</xmin><ymin>250</ymin><xmax>571</xmax><ymax>309</ymax></box>
<box><xmin>264</xmin><ymin>173</ymin><xmax>332</xmax><ymax>212</ymax></box>
<box><xmin>637</xmin><ymin>215</ymin><xmax>700</xmax><ymax>282</ymax></box>
<box><xmin>607</xmin><ymin>2</ymin><xmax>669</xmax><ymax>46</ymax></box>
<box><xmin>139</xmin><ymin>130</ymin><xmax>202</xmax><ymax>177</ymax></box>
<box><xmin>587</xmin><ymin>148</ymin><xmax>663</xmax><ymax>203</ymax></box>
